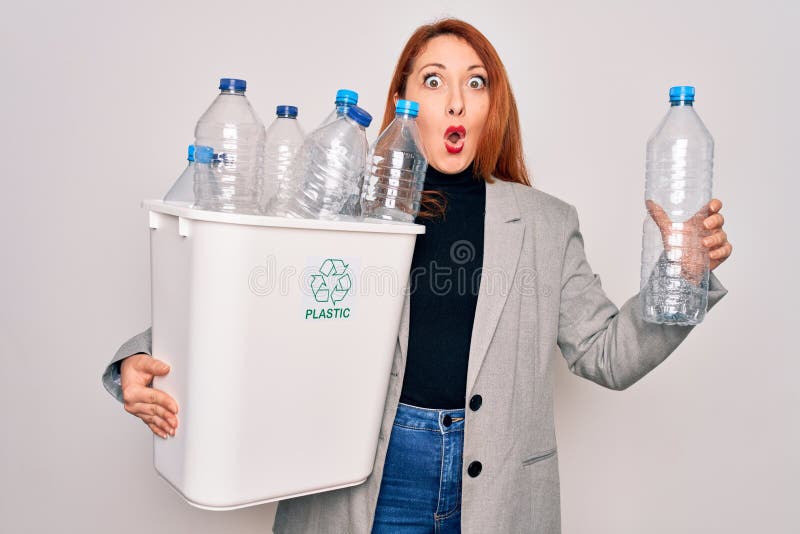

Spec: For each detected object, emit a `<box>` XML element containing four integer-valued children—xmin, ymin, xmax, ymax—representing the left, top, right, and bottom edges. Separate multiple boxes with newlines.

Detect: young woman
<box><xmin>103</xmin><ymin>18</ymin><xmax>732</xmax><ymax>534</ymax></box>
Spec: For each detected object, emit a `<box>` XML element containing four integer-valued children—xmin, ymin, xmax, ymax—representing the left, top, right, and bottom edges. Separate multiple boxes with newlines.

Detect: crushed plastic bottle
<box><xmin>272</xmin><ymin>106</ymin><xmax>371</xmax><ymax>219</ymax></box>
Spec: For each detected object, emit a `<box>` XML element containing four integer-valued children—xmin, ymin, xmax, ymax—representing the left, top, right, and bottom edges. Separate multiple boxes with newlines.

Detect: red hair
<box><xmin>383</xmin><ymin>18</ymin><xmax>531</xmax><ymax>219</ymax></box>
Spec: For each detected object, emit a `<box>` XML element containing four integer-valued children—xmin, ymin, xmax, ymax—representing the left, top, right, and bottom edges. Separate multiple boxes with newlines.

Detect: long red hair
<box><xmin>383</xmin><ymin>18</ymin><xmax>531</xmax><ymax>219</ymax></box>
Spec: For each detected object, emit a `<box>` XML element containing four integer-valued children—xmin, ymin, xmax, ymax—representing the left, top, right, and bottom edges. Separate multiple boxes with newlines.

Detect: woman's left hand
<box><xmin>646</xmin><ymin>198</ymin><xmax>733</xmax><ymax>283</ymax></box>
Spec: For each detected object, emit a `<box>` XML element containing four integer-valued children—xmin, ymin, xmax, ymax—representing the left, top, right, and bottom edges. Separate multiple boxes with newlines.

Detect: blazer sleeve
<box><xmin>556</xmin><ymin>204</ymin><xmax>728</xmax><ymax>390</ymax></box>
<box><xmin>101</xmin><ymin>327</ymin><xmax>153</xmax><ymax>403</ymax></box>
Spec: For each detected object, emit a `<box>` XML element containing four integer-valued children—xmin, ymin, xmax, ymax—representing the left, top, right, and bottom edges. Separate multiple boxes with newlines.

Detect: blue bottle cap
<box><xmin>276</xmin><ymin>105</ymin><xmax>299</xmax><ymax>118</ymax></box>
<box><xmin>669</xmin><ymin>86</ymin><xmax>695</xmax><ymax>102</ymax></box>
<box><xmin>195</xmin><ymin>145</ymin><xmax>214</xmax><ymax>164</ymax></box>
<box><xmin>187</xmin><ymin>144</ymin><xmax>195</xmax><ymax>162</ymax></box>
<box><xmin>335</xmin><ymin>89</ymin><xmax>359</xmax><ymax>106</ymax></box>
<box><xmin>395</xmin><ymin>99</ymin><xmax>419</xmax><ymax>117</ymax></box>
<box><xmin>219</xmin><ymin>78</ymin><xmax>247</xmax><ymax>92</ymax></box>
<box><xmin>346</xmin><ymin>106</ymin><xmax>372</xmax><ymax>128</ymax></box>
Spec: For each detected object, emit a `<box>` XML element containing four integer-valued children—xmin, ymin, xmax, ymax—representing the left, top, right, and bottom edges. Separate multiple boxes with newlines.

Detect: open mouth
<box><xmin>444</xmin><ymin>125</ymin><xmax>466</xmax><ymax>154</ymax></box>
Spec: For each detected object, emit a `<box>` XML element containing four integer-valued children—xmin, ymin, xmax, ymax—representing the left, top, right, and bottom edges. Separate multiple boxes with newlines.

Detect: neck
<box><xmin>425</xmin><ymin>163</ymin><xmax>479</xmax><ymax>187</ymax></box>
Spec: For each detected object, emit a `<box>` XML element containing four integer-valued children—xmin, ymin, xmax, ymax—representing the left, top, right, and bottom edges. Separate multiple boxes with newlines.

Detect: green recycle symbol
<box><xmin>310</xmin><ymin>259</ymin><xmax>352</xmax><ymax>305</ymax></box>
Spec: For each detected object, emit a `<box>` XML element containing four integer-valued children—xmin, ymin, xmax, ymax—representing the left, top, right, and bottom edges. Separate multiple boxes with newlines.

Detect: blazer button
<box><xmin>467</xmin><ymin>461</ymin><xmax>482</xmax><ymax>478</ymax></box>
<box><xmin>469</xmin><ymin>394</ymin><xmax>482</xmax><ymax>411</ymax></box>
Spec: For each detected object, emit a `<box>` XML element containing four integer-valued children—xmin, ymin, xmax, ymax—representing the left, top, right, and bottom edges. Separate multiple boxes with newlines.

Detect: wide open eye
<box><xmin>424</xmin><ymin>74</ymin><xmax>443</xmax><ymax>89</ymax></box>
<box><xmin>468</xmin><ymin>75</ymin><xmax>486</xmax><ymax>89</ymax></box>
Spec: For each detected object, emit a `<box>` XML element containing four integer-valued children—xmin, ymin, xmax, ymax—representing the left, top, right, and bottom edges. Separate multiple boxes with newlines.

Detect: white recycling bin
<box><xmin>144</xmin><ymin>200</ymin><xmax>424</xmax><ymax>510</ymax></box>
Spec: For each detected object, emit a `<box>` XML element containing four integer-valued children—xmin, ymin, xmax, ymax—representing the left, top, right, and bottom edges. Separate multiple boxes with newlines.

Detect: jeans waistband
<box><xmin>394</xmin><ymin>402</ymin><xmax>466</xmax><ymax>433</ymax></box>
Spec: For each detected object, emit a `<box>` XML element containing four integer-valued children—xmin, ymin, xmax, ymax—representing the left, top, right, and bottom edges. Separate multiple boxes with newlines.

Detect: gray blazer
<box><xmin>103</xmin><ymin>178</ymin><xmax>728</xmax><ymax>533</ymax></box>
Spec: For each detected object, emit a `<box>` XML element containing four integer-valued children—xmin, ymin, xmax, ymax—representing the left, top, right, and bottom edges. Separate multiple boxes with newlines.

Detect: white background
<box><xmin>1</xmin><ymin>0</ymin><xmax>797</xmax><ymax>532</ymax></box>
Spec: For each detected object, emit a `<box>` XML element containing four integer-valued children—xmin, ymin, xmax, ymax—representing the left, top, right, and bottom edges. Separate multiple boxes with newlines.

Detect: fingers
<box><xmin>120</xmin><ymin>357</ymin><xmax>181</xmax><ymax>439</ymax></box>
<box><xmin>136</xmin><ymin>356</ymin><xmax>171</xmax><ymax>377</ymax></box>
<box><xmin>122</xmin><ymin>393</ymin><xmax>176</xmax><ymax>436</ymax></box>
<box><xmin>702</xmin><ymin>198</ymin><xmax>723</xmax><ymax>228</ymax></box>
<box><xmin>122</xmin><ymin>385</ymin><xmax>179</xmax><ymax>415</ymax></box>
<box><xmin>701</xmin><ymin>224</ymin><xmax>732</xmax><ymax>268</ymax></box>
<box><xmin>145</xmin><ymin>419</ymin><xmax>173</xmax><ymax>440</ymax></box>
<box><xmin>650</xmin><ymin>197</ymin><xmax>731</xmax><ymax>271</ymax></box>
<box><xmin>702</xmin><ymin>229</ymin><xmax>727</xmax><ymax>248</ymax></box>
<box><xmin>710</xmin><ymin>242</ymin><xmax>732</xmax><ymax>260</ymax></box>
<box><xmin>124</xmin><ymin>396</ymin><xmax>179</xmax><ymax>438</ymax></box>
<box><xmin>703</xmin><ymin>211</ymin><xmax>724</xmax><ymax>230</ymax></box>
<box><xmin>702</xmin><ymin>199</ymin><xmax>732</xmax><ymax>269</ymax></box>
<box><xmin>126</xmin><ymin>402</ymin><xmax>179</xmax><ymax>429</ymax></box>
<box><xmin>121</xmin><ymin>355</ymin><xmax>171</xmax><ymax>391</ymax></box>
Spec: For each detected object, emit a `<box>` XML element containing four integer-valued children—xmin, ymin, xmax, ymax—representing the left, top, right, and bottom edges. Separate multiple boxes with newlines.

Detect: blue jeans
<box><xmin>371</xmin><ymin>402</ymin><xmax>465</xmax><ymax>533</ymax></box>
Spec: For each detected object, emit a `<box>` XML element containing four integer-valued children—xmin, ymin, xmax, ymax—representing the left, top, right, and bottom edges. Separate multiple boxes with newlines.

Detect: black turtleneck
<box><xmin>399</xmin><ymin>164</ymin><xmax>486</xmax><ymax>409</ymax></box>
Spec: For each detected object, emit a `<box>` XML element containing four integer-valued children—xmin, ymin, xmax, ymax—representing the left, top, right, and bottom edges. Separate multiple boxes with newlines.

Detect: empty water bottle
<box><xmin>272</xmin><ymin>106</ymin><xmax>372</xmax><ymax>219</ymax></box>
<box><xmin>164</xmin><ymin>145</ymin><xmax>196</xmax><ymax>205</ymax></box>
<box><xmin>262</xmin><ymin>105</ymin><xmax>305</xmax><ymax>213</ymax></box>
<box><xmin>640</xmin><ymin>86</ymin><xmax>714</xmax><ymax>325</ymax></box>
<box><xmin>319</xmin><ymin>89</ymin><xmax>359</xmax><ymax>128</ymax></box>
<box><xmin>194</xmin><ymin>78</ymin><xmax>266</xmax><ymax>215</ymax></box>
<box><xmin>361</xmin><ymin>99</ymin><xmax>428</xmax><ymax>222</ymax></box>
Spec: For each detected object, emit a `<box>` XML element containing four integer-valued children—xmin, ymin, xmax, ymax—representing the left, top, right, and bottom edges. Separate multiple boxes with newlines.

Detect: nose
<box><xmin>447</xmin><ymin>88</ymin><xmax>465</xmax><ymax>117</ymax></box>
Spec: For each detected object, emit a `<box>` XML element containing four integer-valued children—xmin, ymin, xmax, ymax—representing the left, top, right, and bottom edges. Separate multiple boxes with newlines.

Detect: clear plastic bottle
<box><xmin>324</xmin><ymin>90</ymin><xmax>361</xmax><ymax>217</ymax></box>
<box><xmin>191</xmin><ymin>146</ymin><xmax>216</xmax><ymax>209</ymax></box>
<box><xmin>640</xmin><ymin>86</ymin><xmax>714</xmax><ymax>325</ymax></box>
<box><xmin>262</xmin><ymin>105</ymin><xmax>305</xmax><ymax>213</ymax></box>
<box><xmin>163</xmin><ymin>145</ymin><xmax>196</xmax><ymax>205</ymax></box>
<box><xmin>193</xmin><ymin>78</ymin><xmax>266</xmax><ymax>215</ymax></box>
<box><xmin>272</xmin><ymin>106</ymin><xmax>372</xmax><ymax>220</ymax></box>
<box><xmin>319</xmin><ymin>89</ymin><xmax>359</xmax><ymax>128</ymax></box>
<box><xmin>361</xmin><ymin>99</ymin><xmax>428</xmax><ymax>222</ymax></box>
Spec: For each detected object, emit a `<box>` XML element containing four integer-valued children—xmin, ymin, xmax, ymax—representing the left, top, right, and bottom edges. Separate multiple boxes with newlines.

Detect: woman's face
<box><xmin>400</xmin><ymin>35</ymin><xmax>490</xmax><ymax>175</ymax></box>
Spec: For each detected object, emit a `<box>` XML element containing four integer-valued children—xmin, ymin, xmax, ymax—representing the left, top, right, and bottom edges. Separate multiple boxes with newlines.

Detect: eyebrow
<box><xmin>417</xmin><ymin>63</ymin><xmax>487</xmax><ymax>72</ymax></box>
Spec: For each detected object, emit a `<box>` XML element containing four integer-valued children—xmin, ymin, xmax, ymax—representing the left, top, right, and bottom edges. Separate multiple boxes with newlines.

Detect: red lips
<box><xmin>444</xmin><ymin>125</ymin><xmax>466</xmax><ymax>154</ymax></box>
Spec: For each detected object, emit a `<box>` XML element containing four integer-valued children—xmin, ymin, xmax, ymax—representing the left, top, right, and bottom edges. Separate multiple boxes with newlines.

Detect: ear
<box><xmin>393</xmin><ymin>92</ymin><xmax>400</xmax><ymax>106</ymax></box>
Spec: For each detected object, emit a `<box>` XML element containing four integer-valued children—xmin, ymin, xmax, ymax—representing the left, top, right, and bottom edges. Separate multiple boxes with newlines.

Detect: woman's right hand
<box><xmin>121</xmin><ymin>354</ymin><xmax>179</xmax><ymax>439</ymax></box>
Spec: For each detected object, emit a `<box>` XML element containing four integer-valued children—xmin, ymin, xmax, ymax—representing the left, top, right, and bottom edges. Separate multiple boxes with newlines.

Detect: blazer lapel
<box><xmin>466</xmin><ymin>178</ymin><xmax>524</xmax><ymax>396</ymax></box>
<box><xmin>396</xmin><ymin>178</ymin><xmax>525</xmax><ymax>397</ymax></box>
